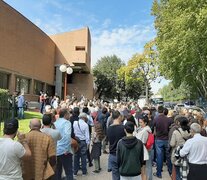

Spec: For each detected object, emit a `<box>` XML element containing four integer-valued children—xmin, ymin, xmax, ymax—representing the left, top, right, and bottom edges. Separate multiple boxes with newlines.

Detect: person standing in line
<box><xmin>73</xmin><ymin>112</ymin><xmax>90</xmax><ymax>176</ymax></box>
<box><xmin>170</xmin><ymin>116</ymin><xmax>190</xmax><ymax>180</ymax></box>
<box><xmin>41</xmin><ymin>113</ymin><xmax>61</xmax><ymax>147</ymax></box>
<box><xmin>180</xmin><ymin>123</ymin><xmax>207</xmax><ymax>180</ymax></box>
<box><xmin>54</xmin><ymin>108</ymin><xmax>74</xmax><ymax>180</ymax></box>
<box><xmin>22</xmin><ymin>119</ymin><xmax>56</xmax><ymax>180</ymax></box>
<box><xmin>91</xmin><ymin>122</ymin><xmax>105</xmax><ymax>173</ymax></box>
<box><xmin>136</xmin><ymin>113</ymin><xmax>153</xmax><ymax>180</ymax></box>
<box><xmin>117</xmin><ymin>121</ymin><xmax>144</xmax><ymax>180</ymax></box>
<box><xmin>107</xmin><ymin>110</ymin><xmax>125</xmax><ymax>180</ymax></box>
<box><xmin>153</xmin><ymin>106</ymin><xmax>173</xmax><ymax>178</ymax></box>
<box><xmin>82</xmin><ymin>107</ymin><xmax>94</xmax><ymax>167</ymax></box>
<box><xmin>17</xmin><ymin>92</ymin><xmax>25</xmax><ymax>119</ymax></box>
<box><xmin>39</xmin><ymin>91</ymin><xmax>45</xmax><ymax>114</ymax></box>
<box><xmin>0</xmin><ymin>118</ymin><xmax>31</xmax><ymax>179</ymax></box>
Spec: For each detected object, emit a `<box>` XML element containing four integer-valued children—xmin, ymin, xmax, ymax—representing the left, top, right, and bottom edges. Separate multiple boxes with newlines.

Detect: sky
<box><xmin>5</xmin><ymin>0</ymin><xmax>169</xmax><ymax>94</ymax></box>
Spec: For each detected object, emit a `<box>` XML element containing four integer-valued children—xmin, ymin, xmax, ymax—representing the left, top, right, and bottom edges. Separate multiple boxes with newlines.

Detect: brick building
<box><xmin>0</xmin><ymin>1</ymin><xmax>94</xmax><ymax>101</ymax></box>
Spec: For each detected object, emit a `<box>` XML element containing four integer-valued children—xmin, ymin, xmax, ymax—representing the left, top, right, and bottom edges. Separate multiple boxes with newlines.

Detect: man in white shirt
<box><xmin>0</xmin><ymin>118</ymin><xmax>31</xmax><ymax>180</ymax></box>
<box><xmin>73</xmin><ymin>112</ymin><xmax>90</xmax><ymax>176</ymax></box>
<box><xmin>180</xmin><ymin>123</ymin><xmax>207</xmax><ymax>180</ymax></box>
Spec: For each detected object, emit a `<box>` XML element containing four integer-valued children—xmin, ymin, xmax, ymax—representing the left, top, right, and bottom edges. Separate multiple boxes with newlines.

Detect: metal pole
<box><xmin>12</xmin><ymin>95</ymin><xmax>15</xmax><ymax>119</ymax></box>
<box><xmin>64</xmin><ymin>72</ymin><xmax>67</xmax><ymax>101</ymax></box>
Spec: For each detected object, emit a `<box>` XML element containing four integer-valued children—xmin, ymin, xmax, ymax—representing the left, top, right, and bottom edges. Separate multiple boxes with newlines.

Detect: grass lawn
<box><xmin>0</xmin><ymin>111</ymin><xmax>42</xmax><ymax>137</ymax></box>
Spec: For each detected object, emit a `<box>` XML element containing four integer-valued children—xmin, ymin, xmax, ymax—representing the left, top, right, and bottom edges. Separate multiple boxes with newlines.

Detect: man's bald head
<box><xmin>29</xmin><ymin>118</ymin><xmax>41</xmax><ymax>130</ymax></box>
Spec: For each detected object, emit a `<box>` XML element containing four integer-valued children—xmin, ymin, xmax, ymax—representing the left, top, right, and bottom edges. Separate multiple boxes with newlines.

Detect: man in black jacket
<box><xmin>107</xmin><ymin>110</ymin><xmax>125</xmax><ymax>180</ymax></box>
<box><xmin>117</xmin><ymin>121</ymin><xmax>144</xmax><ymax>180</ymax></box>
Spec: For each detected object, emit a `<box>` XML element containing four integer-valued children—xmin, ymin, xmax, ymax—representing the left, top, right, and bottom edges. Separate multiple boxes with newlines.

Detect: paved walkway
<box><xmin>75</xmin><ymin>153</ymin><xmax>172</xmax><ymax>180</ymax></box>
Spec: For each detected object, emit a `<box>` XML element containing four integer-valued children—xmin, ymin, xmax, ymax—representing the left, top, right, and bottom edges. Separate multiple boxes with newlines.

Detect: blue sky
<box><xmin>5</xmin><ymin>0</ymin><xmax>169</xmax><ymax>93</ymax></box>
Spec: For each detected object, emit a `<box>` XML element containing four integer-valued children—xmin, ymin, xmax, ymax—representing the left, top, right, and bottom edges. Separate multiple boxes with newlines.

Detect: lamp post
<box><xmin>59</xmin><ymin>64</ymin><xmax>73</xmax><ymax>101</ymax></box>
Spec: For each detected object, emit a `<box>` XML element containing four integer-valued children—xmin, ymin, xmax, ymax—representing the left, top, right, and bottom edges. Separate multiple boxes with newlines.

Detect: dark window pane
<box><xmin>0</xmin><ymin>72</ymin><xmax>9</xmax><ymax>89</ymax></box>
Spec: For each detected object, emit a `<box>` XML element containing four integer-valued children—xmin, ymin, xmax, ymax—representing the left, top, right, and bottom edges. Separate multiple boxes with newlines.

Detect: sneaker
<box><xmin>99</xmin><ymin>168</ymin><xmax>102</xmax><ymax>171</ymax></box>
<box><xmin>153</xmin><ymin>172</ymin><xmax>162</xmax><ymax>179</ymax></box>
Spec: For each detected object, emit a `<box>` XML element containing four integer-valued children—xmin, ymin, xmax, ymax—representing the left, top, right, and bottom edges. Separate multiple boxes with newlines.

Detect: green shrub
<box><xmin>0</xmin><ymin>88</ymin><xmax>10</xmax><ymax>122</ymax></box>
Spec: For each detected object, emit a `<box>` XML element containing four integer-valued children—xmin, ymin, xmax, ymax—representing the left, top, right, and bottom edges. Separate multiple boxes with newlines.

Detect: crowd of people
<box><xmin>1</xmin><ymin>95</ymin><xmax>207</xmax><ymax>180</ymax></box>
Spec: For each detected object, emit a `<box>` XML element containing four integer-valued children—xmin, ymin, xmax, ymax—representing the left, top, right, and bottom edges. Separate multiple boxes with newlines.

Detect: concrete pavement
<box><xmin>75</xmin><ymin>153</ymin><xmax>172</xmax><ymax>180</ymax></box>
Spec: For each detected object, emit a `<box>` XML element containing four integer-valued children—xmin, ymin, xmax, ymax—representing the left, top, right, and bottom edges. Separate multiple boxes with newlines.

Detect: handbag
<box><xmin>71</xmin><ymin>137</ymin><xmax>79</xmax><ymax>153</ymax></box>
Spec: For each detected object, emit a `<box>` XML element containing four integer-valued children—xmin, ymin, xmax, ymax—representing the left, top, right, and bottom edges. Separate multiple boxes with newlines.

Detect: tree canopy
<box><xmin>117</xmin><ymin>40</ymin><xmax>159</xmax><ymax>101</ymax></box>
<box><xmin>152</xmin><ymin>0</ymin><xmax>207</xmax><ymax>98</ymax></box>
<box><xmin>93</xmin><ymin>55</ymin><xmax>124</xmax><ymax>99</ymax></box>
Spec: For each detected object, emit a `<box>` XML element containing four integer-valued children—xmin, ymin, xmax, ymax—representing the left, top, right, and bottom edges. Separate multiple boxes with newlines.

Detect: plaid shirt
<box><xmin>180</xmin><ymin>156</ymin><xmax>189</xmax><ymax>180</ymax></box>
<box><xmin>22</xmin><ymin>130</ymin><xmax>56</xmax><ymax>180</ymax></box>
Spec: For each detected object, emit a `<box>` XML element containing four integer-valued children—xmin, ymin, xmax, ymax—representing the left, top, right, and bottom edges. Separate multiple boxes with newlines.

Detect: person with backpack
<box><xmin>136</xmin><ymin>113</ymin><xmax>154</xmax><ymax>180</ymax></box>
<box><xmin>170</xmin><ymin>116</ymin><xmax>190</xmax><ymax>180</ymax></box>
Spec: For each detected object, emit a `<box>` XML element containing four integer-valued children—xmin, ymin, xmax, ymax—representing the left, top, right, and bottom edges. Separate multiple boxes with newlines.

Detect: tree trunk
<box><xmin>145</xmin><ymin>82</ymin><xmax>149</xmax><ymax>105</ymax></box>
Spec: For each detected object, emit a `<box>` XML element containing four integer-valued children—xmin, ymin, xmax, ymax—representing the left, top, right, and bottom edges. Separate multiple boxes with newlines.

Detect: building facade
<box><xmin>0</xmin><ymin>1</ymin><xmax>94</xmax><ymax>101</ymax></box>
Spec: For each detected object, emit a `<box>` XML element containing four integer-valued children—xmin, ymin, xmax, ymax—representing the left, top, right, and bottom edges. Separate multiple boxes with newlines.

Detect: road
<box><xmin>75</xmin><ymin>153</ymin><xmax>171</xmax><ymax>180</ymax></box>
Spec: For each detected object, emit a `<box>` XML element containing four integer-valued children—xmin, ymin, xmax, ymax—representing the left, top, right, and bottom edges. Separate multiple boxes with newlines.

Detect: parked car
<box><xmin>174</xmin><ymin>103</ymin><xmax>185</xmax><ymax>112</ymax></box>
<box><xmin>186</xmin><ymin>106</ymin><xmax>206</xmax><ymax>116</ymax></box>
<box><xmin>184</xmin><ymin>101</ymin><xmax>195</xmax><ymax>108</ymax></box>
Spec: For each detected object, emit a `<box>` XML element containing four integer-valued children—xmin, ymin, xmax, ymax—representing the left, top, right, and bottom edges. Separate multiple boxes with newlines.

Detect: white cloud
<box><xmin>90</xmin><ymin>24</ymin><xmax>169</xmax><ymax>94</ymax></box>
<box><xmin>151</xmin><ymin>78</ymin><xmax>171</xmax><ymax>94</ymax></box>
<box><xmin>91</xmin><ymin>24</ymin><xmax>155</xmax><ymax>66</ymax></box>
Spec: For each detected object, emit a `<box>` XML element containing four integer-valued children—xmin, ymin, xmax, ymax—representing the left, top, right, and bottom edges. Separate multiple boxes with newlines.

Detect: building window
<box><xmin>0</xmin><ymin>72</ymin><xmax>9</xmax><ymax>89</ymax></box>
<box><xmin>16</xmin><ymin>77</ymin><xmax>30</xmax><ymax>94</ymax></box>
<box><xmin>67</xmin><ymin>74</ymin><xmax>73</xmax><ymax>84</ymax></box>
<box><xmin>75</xmin><ymin>46</ymin><xmax>85</xmax><ymax>51</ymax></box>
<box><xmin>34</xmin><ymin>80</ymin><xmax>44</xmax><ymax>95</ymax></box>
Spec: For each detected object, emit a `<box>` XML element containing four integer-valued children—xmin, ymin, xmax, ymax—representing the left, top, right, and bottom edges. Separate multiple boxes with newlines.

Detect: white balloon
<box><xmin>66</xmin><ymin>67</ymin><xmax>73</xmax><ymax>74</ymax></box>
<box><xmin>59</xmin><ymin>64</ymin><xmax>67</xmax><ymax>72</ymax></box>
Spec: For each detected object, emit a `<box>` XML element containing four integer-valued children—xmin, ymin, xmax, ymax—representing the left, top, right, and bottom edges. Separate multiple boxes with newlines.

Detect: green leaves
<box><xmin>152</xmin><ymin>0</ymin><xmax>207</xmax><ymax>98</ymax></box>
<box><xmin>93</xmin><ymin>55</ymin><xmax>124</xmax><ymax>99</ymax></box>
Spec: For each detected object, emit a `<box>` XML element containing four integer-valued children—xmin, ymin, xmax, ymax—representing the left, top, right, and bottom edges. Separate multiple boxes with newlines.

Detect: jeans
<box><xmin>175</xmin><ymin>165</ymin><xmax>181</xmax><ymax>180</ymax></box>
<box><xmin>40</xmin><ymin>102</ymin><xmax>44</xmax><ymax>114</ymax></box>
<box><xmin>56</xmin><ymin>153</ymin><xmax>73</xmax><ymax>180</ymax></box>
<box><xmin>120</xmin><ymin>175</ymin><xmax>141</xmax><ymax>180</ymax></box>
<box><xmin>146</xmin><ymin>149</ymin><xmax>153</xmax><ymax>180</ymax></box>
<box><xmin>108</xmin><ymin>154</ymin><xmax>120</xmax><ymax>180</ymax></box>
<box><xmin>18</xmin><ymin>107</ymin><xmax>24</xmax><ymax>119</ymax></box>
<box><xmin>74</xmin><ymin>140</ymin><xmax>87</xmax><ymax>175</ymax></box>
<box><xmin>155</xmin><ymin>139</ymin><xmax>170</xmax><ymax>177</ymax></box>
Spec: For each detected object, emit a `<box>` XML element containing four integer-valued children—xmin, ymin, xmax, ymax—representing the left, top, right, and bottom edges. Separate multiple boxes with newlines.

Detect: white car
<box><xmin>174</xmin><ymin>103</ymin><xmax>185</xmax><ymax>112</ymax></box>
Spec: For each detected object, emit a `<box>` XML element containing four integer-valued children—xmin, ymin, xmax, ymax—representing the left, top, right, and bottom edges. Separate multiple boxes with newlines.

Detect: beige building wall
<box><xmin>0</xmin><ymin>1</ymin><xmax>55</xmax><ymax>100</ymax></box>
<box><xmin>67</xmin><ymin>73</ymin><xmax>94</xmax><ymax>99</ymax></box>
<box><xmin>0</xmin><ymin>1</ymin><xmax>94</xmax><ymax>101</ymax></box>
<box><xmin>50</xmin><ymin>28</ymin><xmax>91</xmax><ymax>72</ymax></box>
<box><xmin>51</xmin><ymin>28</ymin><xmax>94</xmax><ymax>99</ymax></box>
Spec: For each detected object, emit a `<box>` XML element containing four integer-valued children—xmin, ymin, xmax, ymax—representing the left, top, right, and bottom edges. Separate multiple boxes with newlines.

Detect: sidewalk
<box><xmin>76</xmin><ymin>153</ymin><xmax>171</xmax><ymax>180</ymax></box>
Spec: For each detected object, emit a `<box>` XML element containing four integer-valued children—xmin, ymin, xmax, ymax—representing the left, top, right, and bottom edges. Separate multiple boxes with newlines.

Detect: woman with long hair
<box><xmin>136</xmin><ymin>113</ymin><xmax>153</xmax><ymax>180</ymax></box>
<box><xmin>170</xmin><ymin>116</ymin><xmax>190</xmax><ymax>180</ymax></box>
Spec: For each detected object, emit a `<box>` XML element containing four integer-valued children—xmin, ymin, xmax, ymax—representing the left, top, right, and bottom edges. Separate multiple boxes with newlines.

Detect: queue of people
<box><xmin>1</xmin><ymin>97</ymin><xmax>207</xmax><ymax>180</ymax></box>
